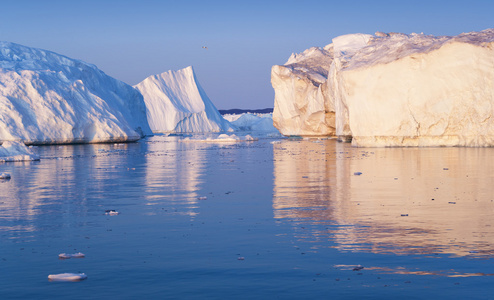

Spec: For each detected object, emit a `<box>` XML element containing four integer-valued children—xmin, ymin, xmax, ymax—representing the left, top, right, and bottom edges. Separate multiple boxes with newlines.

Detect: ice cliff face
<box><xmin>0</xmin><ymin>42</ymin><xmax>152</xmax><ymax>144</ymax></box>
<box><xmin>134</xmin><ymin>66</ymin><xmax>233</xmax><ymax>133</ymax></box>
<box><xmin>273</xmin><ymin>29</ymin><xmax>494</xmax><ymax>147</ymax></box>
<box><xmin>272</xmin><ymin>46</ymin><xmax>335</xmax><ymax>136</ymax></box>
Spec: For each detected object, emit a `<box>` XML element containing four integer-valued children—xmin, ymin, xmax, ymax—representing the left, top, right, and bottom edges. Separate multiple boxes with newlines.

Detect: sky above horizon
<box><xmin>0</xmin><ymin>0</ymin><xmax>493</xmax><ymax>109</ymax></box>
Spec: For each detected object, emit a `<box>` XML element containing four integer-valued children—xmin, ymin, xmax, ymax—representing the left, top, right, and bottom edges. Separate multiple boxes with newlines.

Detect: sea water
<box><xmin>1</xmin><ymin>135</ymin><xmax>493</xmax><ymax>299</ymax></box>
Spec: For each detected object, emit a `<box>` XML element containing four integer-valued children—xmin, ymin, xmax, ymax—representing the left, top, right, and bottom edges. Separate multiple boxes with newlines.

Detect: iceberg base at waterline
<box><xmin>0</xmin><ymin>141</ymin><xmax>40</xmax><ymax>162</ymax></box>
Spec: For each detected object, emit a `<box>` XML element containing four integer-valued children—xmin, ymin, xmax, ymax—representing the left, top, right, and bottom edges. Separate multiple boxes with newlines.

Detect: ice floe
<box><xmin>48</xmin><ymin>273</ymin><xmax>87</xmax><ymax>282</ymax></box>
<box><xmin>58</xmin><ymin>252</ymin><xmax>85</xmax><ymax>259</ymax></box>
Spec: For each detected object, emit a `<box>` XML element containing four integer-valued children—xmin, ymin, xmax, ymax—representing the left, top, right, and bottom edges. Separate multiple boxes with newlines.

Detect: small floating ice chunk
<box><xmin>0</xmin><ymin>173</ymin><xmax>11</xmax><ymax>180</ymax></box>
<box><xmin>48</xmin><ymin>273</ymin><xmax>87</xmax><ymax>282</ymax></box>
<box><xmin>105</xmin><ymin>209</ymin><xmax>119</xmax><ymax>215</ymax></box>
<box><xmin>244</xmin><ymin>135</ymin><xmax>258</xmax><ymax>141</ymax></box>
<box><xmin>237</xmin><ymin>257</ymin><xmax>245</xmax><ymax>260</ymax></box>
<box><xmin>58</xmin><ymin>252</ymin><xmax>85</xmax><ymax>259</ymax></box>
<box><xmin>0</xmin><ymin>141</ymin><xmax>40</xmax><ymax>162</ymax></box>
<box><xmin>197</xmin><ymin>196</ymin><xmax>207</xmax><ymax>200</ymax></box>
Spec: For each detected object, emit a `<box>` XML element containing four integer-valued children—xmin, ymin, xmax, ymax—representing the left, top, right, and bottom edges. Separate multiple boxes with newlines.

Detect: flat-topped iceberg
<box><xmin>333</xmin><ymin>30</ymin><xmax>494</xmax><ymax>147</ymax></box>
<box><xmin>272</xmin><ymin>29</ymin><xmax>494</xmax><ymax>147</ymax></box>
<box><xmin>0</xmin><ymin>42</ymin><xmax>152</xmax><ymax>144</ymax></box>
<box><xmin>135</xmin><ymin>66</ymin><xmax>233</xmax><ymax>133</ymax></box>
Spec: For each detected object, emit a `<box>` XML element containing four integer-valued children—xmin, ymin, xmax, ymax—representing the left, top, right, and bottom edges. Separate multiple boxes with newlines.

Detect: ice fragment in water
<box><xmin>105</xmin><ymin>210</ymin><xmax>119</xmax><ymax>215</ymax></box>
<box><xmin>58</xmin><ymin>252</ymin><xmax>85</xmax><ymax>259</ymax></box>
<box><xmin>197</xmin><ymin>196</ymin><xmax>207</xmax><ymax>200</ymax></box>
<box><xmin>48</xmin><ymin>273</ymin><xmax>87</xmax><ymax>282</ymax></box>
<box><xmin>0</xmin><ymin>173</ymin><xmax>11</xmax><ymax>180</ymax></box>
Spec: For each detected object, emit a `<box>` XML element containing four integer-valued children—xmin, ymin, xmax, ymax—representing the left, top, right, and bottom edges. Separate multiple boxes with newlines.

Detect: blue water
<box><xmin>1</xmin><ymin>135</ymin><xmax>494</xmax><ymax>299</ymax></box>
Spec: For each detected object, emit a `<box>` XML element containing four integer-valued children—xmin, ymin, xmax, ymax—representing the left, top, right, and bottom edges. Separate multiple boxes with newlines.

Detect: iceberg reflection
<box><xmin>273</xmin><ymin>139</ymin><xmax>494</xmax><ymax>258</ymax></box>
<box><xmin>143</xmin><ymin>135</ymin><xmax>207</xmax><ymax>216</ymax></box>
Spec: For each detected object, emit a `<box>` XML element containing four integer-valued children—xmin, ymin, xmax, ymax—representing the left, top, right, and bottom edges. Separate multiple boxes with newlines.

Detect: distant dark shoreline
<box><xmin>219</xmin><ymin>108</ymin><xmax>273</xmax><ymax>115</ymax></box>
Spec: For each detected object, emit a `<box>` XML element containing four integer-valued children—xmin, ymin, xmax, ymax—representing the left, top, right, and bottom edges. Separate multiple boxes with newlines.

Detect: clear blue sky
<box><xmin>0</xmin><ymin>0</ymin><xmax>492</xmax><ymax>109</ymax></box>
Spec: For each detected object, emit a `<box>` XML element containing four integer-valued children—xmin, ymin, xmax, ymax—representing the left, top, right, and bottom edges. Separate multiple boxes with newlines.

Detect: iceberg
<box><xmin>228</xmin><ymin>113</ymin><xmax>280</xmax><ymax>133</ymax></box>
<box><xmin>134</xmin><ymin>66</ymin><xmax>234</xmax><ymax>133</ymax></box>
<box><xmin>0</xmin><ymin>42</ymin><xmax>152</xmax><ymax>145</ymax></box>
<box><xmin>272</xmin><ymin>29</ymin><xmax>494</xmax><ymax>147</ymax></box>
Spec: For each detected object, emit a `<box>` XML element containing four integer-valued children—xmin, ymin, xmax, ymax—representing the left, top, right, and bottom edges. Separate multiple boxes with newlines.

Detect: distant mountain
<box><xmin>219</xmin><ymin>108</ymin><xmax>273</xmax><ymax>115</ymax></box>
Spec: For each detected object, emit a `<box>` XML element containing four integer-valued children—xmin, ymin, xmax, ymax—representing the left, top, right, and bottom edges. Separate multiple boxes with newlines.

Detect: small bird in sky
<box><xmin>202</xmin><ymin>46</ymin><xmax>208</xmax><ymax>50</ymax></box>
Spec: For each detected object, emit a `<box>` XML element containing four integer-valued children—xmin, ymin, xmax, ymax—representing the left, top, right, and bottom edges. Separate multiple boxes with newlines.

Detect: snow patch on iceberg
<box><xmin>0</xmin><ymin>41</ymin><xmax>152</xmax><ymax>144</ymax></box>
<box><xmin>135</xmin><ymin>66</ymin><xmax>234</xmax><ymax>133</ymax></box>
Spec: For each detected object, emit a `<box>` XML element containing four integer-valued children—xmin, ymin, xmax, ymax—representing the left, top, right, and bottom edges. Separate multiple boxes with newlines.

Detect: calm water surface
<box><xmin>1</xmin><ymin>135</ymin><xmax>494</xmax><ymax>299</ymax></box>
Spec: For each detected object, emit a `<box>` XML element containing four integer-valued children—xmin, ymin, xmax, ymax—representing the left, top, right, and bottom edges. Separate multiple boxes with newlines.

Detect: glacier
<box><xmin>0</xmin><ymin>41</ymin><xmax>152</xmax><ymax>145</ymax></box>
<box><xmin>272</xmin><ymin>29</ymin><xmax>494</xmax><ymax>147</ymax></box>
<box><xmin>134</xmin><ymin>66</ymin><xmax>234</xmax><ymax>133</ymax></box>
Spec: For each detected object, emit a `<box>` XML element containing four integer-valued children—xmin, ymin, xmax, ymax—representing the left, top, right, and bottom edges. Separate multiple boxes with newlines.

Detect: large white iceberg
<box><xmin>134</xmin><ymin>66</ymin><xmax>233</xmax><ymax>133</ymax></box>
<box><xmin>272</xmin><ymin>29</ymin><xmax>494</xmax><ymax>147</ymax></box>
<box><xmin>0</xmin><ymin>41</ymin><xmax>152</xmax><ymax>144</ymax></box>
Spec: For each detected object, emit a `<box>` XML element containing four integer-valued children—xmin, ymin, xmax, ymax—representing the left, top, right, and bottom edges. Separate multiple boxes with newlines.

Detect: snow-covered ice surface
<box><xmin>2</xmin><ymin>138</ymin><xmax>494</xmax><ymax>298</ymax></box>
<box><xmin>0</xmin><ymin>141</ymin><xmax>40</xmax><ymax>162</ymax></box>
<box><xmin>273</xmin><ymin>29</ymin><xmax>494</xmax><ymax>147</ymax></box>
<box><xmin>135</xmin><ymin>66</ymin><xmax>234</xmax><ymax>133</ymax></box>
<box><xmin>0</xmin><ymin>42</ymin><xmax>152</xmax><ymax>144</ymax></box>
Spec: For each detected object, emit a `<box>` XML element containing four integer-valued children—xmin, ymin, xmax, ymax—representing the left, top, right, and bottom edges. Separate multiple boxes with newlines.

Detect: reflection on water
<box><xmin>0</xmin><ymin>136</ymin><xmax>209</xmax><ymax>238</ymax></box>
<box><xmin>335</xmin><ymin>264</ymin><xmax>494</xmax><ymax>278</ymax></box>
<box><xmin>273</xmin><ymin>139</ymin><xmax>494</xmax><ymax>258</ymax></box>
<box><xmin>144</xmin><ymin>135</ymin><xmax>206</xmax><ymax>216</ymax></box>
